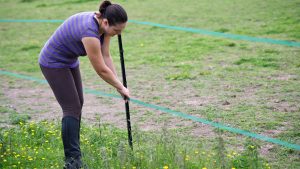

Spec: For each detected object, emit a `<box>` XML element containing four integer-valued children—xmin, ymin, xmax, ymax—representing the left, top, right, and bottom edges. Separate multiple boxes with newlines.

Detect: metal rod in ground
<box><xmin>118</xmin><ymin>34</ymin><xmax>133</xmax><ymax>150</ymax></box>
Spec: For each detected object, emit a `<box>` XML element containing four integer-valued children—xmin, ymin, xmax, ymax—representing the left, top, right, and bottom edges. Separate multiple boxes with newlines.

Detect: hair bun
<box><xmin>99</xmin><ymin>0</ymin><xmax>112</xmax><ymax>15</ymax></box>
<box><xmin>98</xmin><ymin>0</ymin><xmax>128</xmax><ymax>25</ymax></box>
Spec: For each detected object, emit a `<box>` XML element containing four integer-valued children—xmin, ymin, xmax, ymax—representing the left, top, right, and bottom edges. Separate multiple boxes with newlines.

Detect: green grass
<box><xmin>0</xmin><ymin>104</ymin><xmax>31</xmax><ymax>127</ymax></box>
<box><xmin>0</xmin><ymin>0</ymin><xmax>300</xmax><ymax>168</ymax></box>
<box><xmin>0</xmin><ymin>121</ymin><xmax>272</xmax><ymax>169</ymax></box>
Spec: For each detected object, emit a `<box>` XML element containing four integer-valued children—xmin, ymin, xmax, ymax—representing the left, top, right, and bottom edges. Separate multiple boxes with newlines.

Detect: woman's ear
<box><xmin>102</xmin><ymin>19</ymin><xmax>109</xmax><ymax>27</ymax></box>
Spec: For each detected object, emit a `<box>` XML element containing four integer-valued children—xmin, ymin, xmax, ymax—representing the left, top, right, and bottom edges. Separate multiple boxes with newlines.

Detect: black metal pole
<box><xmin>118</xmin><ymin>34</ymin><xmax>133</xmax><ymax>150</ymax></box>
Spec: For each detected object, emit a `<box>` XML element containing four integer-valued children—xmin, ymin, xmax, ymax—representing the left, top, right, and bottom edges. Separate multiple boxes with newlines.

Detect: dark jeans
<box><xmin>40</xmin><ymin>64</ymin><xmax>84</xmax><ymax>120</ymax></box>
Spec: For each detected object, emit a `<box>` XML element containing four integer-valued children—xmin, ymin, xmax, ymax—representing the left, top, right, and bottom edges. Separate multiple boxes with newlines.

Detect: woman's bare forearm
<box><xmin>103</xmin><ymin>55</ymin><xmax>118</xmax><ymax>77</ymax></box>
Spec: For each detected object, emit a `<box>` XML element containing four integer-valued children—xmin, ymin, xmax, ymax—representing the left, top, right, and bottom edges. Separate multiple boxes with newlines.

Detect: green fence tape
<box><xmin>129</xmin><ymin>20</ymin><xmax>300</xmax><ymax>47</ymax></box>
<box><xmin>1</xmin><ymin>70</ymin><xmax>299</xmax><ymax>151</ymax></box>
<box><xmin>1</xmin><ymin>19</ymin><xmax>299</xmax><ymax>47</ymax></box>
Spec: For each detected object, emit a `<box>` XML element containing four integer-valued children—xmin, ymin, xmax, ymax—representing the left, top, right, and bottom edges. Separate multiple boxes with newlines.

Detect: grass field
<box><xmin>0</xmin><ymin>0</ymin><xmax>300</xmax><ymax>168</ymax></box>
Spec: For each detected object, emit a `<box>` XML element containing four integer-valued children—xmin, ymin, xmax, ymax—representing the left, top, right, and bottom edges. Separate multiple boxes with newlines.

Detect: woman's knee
<box><xmin>62</xmin><ymin>104</ymin><xmax>82</xmax><ymax>120</ymax></box>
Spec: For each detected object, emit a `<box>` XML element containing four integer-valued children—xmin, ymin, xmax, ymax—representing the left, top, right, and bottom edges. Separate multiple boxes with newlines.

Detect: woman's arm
<box><xmin>82</xmin><ymin>37</ymin><xmax>123</xmax><ymax>90</ymax></box>
<box><xmin>101</xmin><ymin>35</ymin><xmax>118</xmax><ymax>77</ymax></box>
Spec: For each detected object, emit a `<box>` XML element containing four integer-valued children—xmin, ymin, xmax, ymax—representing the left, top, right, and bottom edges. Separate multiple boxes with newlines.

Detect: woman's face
<box><xmin>102</xmin><ymin>19</ymin><xmax>126</xmax><ymax>37</ymax></box>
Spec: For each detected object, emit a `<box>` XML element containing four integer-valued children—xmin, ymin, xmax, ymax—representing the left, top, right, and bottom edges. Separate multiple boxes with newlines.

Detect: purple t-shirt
<box><xmin>39</xmin><ymin>12</ymin><xmax>104</xmax><ymax>68</ymax></box>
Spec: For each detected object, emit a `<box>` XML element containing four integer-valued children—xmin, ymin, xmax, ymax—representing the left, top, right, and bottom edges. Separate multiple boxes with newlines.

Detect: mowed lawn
<box><xmin>0</xmin><ymin>0</ymin><xmax>299</xmax><ymax>168</ymax></box>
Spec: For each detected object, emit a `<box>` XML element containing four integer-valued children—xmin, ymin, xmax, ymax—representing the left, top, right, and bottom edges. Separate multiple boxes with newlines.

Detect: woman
<box><xmin>38</xmin><ymin>1</ymin><xmax>130</xmax><ymax>168</ymax></box>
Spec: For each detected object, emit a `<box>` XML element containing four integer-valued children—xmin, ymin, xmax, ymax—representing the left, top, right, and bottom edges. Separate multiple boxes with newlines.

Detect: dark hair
<box><xmin>99</xmin><ymin>0</ymin><xmax>128</xmax><ymax>26</ymax></box>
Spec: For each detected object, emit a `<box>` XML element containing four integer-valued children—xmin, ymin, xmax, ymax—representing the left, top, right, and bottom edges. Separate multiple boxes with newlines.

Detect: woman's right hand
<box><xmin>117</xmin><ymin>86</ymin><xmax>130</xmax><ymax>102</ymax></box>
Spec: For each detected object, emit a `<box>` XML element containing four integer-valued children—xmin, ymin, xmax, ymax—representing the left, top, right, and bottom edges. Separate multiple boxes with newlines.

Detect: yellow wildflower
<box><xmin>202</xmin><ymin>167</ymin><xmax>207</xmax><ymax>169</ymax></box>
<box><xmin>227</xmin><ymin>154</ymin><xmax>233</xmax><ymax>158</ymax></box>
<box><xmin>163</xmin><ymin>166</ymin><xmax>168</xmax><ymax>169</ymax></box>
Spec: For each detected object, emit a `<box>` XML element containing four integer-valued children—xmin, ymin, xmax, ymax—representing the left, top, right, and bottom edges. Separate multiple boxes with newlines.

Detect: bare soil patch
<box><xmin>0</xmin><ymin>77</ymin><xmax>216</xmax><ymax>139</ymax></box>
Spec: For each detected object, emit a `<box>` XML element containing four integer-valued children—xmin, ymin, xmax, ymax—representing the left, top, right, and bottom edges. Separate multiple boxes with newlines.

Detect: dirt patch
<box><xmin>267</xmin><ymin>99</ymin><xmax>299</xmax><ymax>113</ymax></box>
<box><xmin>189</xmin><ymin>122</ymin><xmax>216</xmax><ymax>138</ymax></box>
<box><xmin>259</xmin><ymin>122</ymin><xmax>292</xmax><ymax>155</ymax></box>
<box><xmin>269</xmin><ymin>74</ymin><xmax>298</xmax><ymax>81</ymax></box>
<box><xmin>184</xmin><ymin>96</ymin><xmax>217</xmax><ymax>107</ymax></box>
<box><xmin>0</xmin><ymin>77</ymin><xmax>216</xmax><ymax>139</ymax></box>
<box><xmin>260</xmin><ymin>144</ymin><xmax>275</xmax><ymax>156</ymax></box>
<box><xmin>0</xmin><ymin>79</ymin><xmax>128</xmax><ymax>127</ymax></box>
<box><xmin>237</xmin><ymin>84</ymin><xmax>262</xmax><ymax>102</ymax></box>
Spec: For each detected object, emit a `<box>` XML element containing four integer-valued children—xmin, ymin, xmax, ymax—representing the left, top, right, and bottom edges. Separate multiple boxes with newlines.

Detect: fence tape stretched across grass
<box><xmin>0</xmin><ymin>19</ymin><xmax>300</xmax><ymax>47</ymax></box>
<box><xmin>0</xmin><ymin>70</ymin><xmax>299</xmax><ymax>151</ymax></box>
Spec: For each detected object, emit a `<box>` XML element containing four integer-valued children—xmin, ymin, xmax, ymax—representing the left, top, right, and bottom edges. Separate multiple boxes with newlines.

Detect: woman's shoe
<box><xmin>63</xmin><ymin>156</ymin><xmax>83</xmax><ymax>169</ymax></box>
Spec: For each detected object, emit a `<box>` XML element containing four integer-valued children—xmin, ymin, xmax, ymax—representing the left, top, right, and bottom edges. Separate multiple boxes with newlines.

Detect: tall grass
<box><xmin>0</xmin><ymin>120</ymin><xmax>271</xmax><ymax>169</ymax></box>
